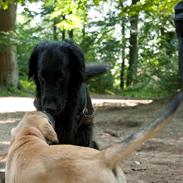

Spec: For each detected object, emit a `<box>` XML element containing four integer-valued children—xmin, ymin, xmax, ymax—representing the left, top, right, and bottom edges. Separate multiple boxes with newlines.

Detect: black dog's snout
<box><xmin>42</xmin><ymin>97</ymin><xmax>58</xmax><ymax>115</ymax></box>
<box><xmin>45</xmin><ymin>107</ymin><xmax>56</xmax><ymax>115</ymax></box>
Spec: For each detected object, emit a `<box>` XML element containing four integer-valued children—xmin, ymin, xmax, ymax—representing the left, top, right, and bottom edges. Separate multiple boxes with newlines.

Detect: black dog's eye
<box><xmin>57</xmin><ymin>78</ymin><xmax>64</xmax><ymax>83</ymax></box>
<box><xmin>56</xmin><ymin>70</ymin><xmax>65</xmax><ymax>83</ymax></box>
<box><xmin>58</xmin><ymin>70</ymin><xmax>64</xmax><ymax>77</ymax></box>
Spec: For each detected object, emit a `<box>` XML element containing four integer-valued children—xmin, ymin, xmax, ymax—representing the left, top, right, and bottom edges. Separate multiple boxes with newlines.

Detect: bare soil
<box><xmin>0</xmin><ymin>96</ymin><xmax>183</xmax><ymax>183</ymax></box>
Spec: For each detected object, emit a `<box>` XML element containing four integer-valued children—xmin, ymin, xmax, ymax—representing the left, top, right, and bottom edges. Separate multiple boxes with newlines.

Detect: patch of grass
<box><xmin>122</xmin><ymin>86</ymin><xmax>177</xmax><ymax>99</ymax></box>
<box><xmin>0</xmin><ymin>79</ymin><xmax>35</xmax><ymax>97</ymax></box>
<box><xmin>0</xmin><ymin>77</ymin><xmax>179</xmax><ymax>99</ymax></box>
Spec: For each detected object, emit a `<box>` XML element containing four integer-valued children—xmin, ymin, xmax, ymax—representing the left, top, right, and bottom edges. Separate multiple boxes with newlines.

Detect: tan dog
<box><xmin>5</xmin><ymin>93</ymin><xmax>182</xmax><ymax>183</ymax></box>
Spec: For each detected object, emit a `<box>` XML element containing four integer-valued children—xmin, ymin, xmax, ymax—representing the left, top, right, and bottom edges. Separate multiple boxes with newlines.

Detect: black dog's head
<box><xmin>28</xmin><ymin>41</ymin><xmax>85</xmax><ymax>115</ymax></box>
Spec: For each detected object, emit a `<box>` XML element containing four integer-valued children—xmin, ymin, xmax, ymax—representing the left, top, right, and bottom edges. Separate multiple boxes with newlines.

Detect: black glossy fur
<box><xmin>28</xmin><ymin>41</ymin><xmax>105</xmax><ymax>148</ymax></box>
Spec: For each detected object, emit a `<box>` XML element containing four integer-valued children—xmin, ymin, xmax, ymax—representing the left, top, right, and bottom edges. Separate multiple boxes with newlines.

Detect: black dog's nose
<box><xmin>43</xmin><ymin>97</ymin><xmax>58</xmax><ymax>115</ymax></box>
<box><xmin>45</xmin><ymin>107</ymin><xmax>56</xmax><ymax>115</ymax></box>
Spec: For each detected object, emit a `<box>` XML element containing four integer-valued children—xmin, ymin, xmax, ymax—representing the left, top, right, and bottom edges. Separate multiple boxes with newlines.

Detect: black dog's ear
<box><xmin>28</xmin><ymin>42</ymin><xmax>48</xmax><ymax>80</ymax></box>
<box><xmin>64</xmin><ymin>40</ymin><xmax>85</xmax><ymax>83</ymax></box>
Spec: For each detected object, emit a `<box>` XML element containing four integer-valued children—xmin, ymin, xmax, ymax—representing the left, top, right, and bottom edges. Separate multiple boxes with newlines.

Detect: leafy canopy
<box><xmin>119</xmin><ymin>0</ymin><xmax>181</xmax><ymax>16</ymax></box>
<box><xmin>0</xmin><ymin>0</ymin><xmax>36</xmax><ymax>9</ymax></box>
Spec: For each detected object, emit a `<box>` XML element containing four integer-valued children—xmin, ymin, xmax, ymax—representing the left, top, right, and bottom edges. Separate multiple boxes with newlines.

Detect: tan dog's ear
<box><xmin>11</xmin><ymin>127</ymin><xmax>16</xmax><ymax>137</ymax></box>
<box><xmin>10</xmin><ymin>123</ymin><xmax>21</xmax><ymax>141</ymax></box>
<box><xmin>10</xmin><ymin>127</ymin><xmax>17</xmax><ymax>143</ymax></box>
<box><xmin>40</xmin><ymin>121</ymin><xmax>59</xmax><ymax>145</ymax></box>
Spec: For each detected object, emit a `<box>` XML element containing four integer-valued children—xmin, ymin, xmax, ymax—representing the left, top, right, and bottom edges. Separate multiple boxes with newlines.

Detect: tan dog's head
<box><xmin>11</xmin><ymin>111</ymin><xmax>59</xmax><ymax>145</ymax></box>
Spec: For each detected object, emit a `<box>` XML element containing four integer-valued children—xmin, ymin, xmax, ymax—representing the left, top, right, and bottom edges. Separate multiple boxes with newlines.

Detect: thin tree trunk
<box><xmin>52</xmin><ymin>0</ymin><xmax>58</xmax><ymax>40</ymax></box>
<box><xmin>0</xmin><ymin>4</ymin><xmax>18</xmax><ymax>90</ymax></box>
<box><xmin>68</xmin><ymin>29</ymin><xmax>74</xmax><ymax>40</ymax></box>
<box><xmin>120</xmin><ymin>18</ymin><xmax>126</xmax><ymax>93</ymax></box>
<box><xmin>62</xmin><ymin>30</ymin><xmax>65</xmax><ymax>40</ymax></box>
<box><xmin>53</xmin><ymin>19</ymin><xmax>58</xmax><ymax>40</ymax></box>
<box><xmin>126</xmin><ymin>0</ymin><xmax>139</xmax><ymax>87</ymax></box>
<box><xmin>82</xmin><ymin>26</ymin><xmax>85</xmax><ymax>39</ymax></box>
<box><xmin>61</xmin><ymin>15</ymin><xmax>66</xmax><ymax>40</ymax></box>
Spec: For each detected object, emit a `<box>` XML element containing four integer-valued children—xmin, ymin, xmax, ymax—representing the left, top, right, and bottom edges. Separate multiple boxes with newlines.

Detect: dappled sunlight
<box><xmin>0</xmin><ymin>97</ymin><xmax>36</xmax><ymax>113</ymax></box>
<box><xmin>0</xmin><ymin>120</ymin><xmax>17</xmax><ymax>124</ymax></box>
<box><xmin>92</xmin><ymin>98</ymin><xmax>153</xmax><ymax>108</ymax></box>
<box><xmin>0</xmin><ymin>97</ymin><xmax>153</xmax><ymax>113</ymax></box>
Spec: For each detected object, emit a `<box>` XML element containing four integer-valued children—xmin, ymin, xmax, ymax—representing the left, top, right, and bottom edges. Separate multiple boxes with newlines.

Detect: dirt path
<box><xmin>0</xmin><ymin>96</ymin><xmax>183</xmax><ymax>183</ymax></box>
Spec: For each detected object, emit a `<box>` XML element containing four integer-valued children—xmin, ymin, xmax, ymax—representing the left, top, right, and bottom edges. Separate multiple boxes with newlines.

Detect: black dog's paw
<box><xmin>91</xmin><ymin>141</ymin><xmax>99</xmax><ymax>149</ymax></box>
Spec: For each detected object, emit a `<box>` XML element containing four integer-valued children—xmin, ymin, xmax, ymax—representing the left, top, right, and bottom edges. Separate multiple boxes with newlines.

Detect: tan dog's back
<box><xmin>6</xmin><ymin>138</ymin><xmax>126</xmax><ymax>183</ymax></box>
<box><xmin>6</xmin><ymin>112</ymin><xmax>126</xmax><ymax>183</ymax></box>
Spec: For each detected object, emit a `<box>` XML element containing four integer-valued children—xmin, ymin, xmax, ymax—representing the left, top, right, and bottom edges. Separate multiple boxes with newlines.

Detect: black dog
<box><xmin>28</xmin><ymin>40</ymin><xmax>107</xmax><ymax>148</ymax></box>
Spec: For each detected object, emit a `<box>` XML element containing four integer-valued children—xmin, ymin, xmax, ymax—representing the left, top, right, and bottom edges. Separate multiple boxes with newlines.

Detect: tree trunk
<box><xmin>53</xmin><ymin>18</ymin><xmax>58</xmax><ymax>40</ymax></box>
<box><xmin>62</xmin><ymin>30</ymin><xmax>65</xmax><ymax>40</ymax></box>
<box><xmin>61</xmin><ymin>15</ymin><xmax>66</xmax><ymax>40</ymax></box>
<box><xmin>68</xmin><ymin>29</ymin><xmax>74</xmax><ymax>40</ymax></box>
<box><xmin>120</xmin><ymin>18</ymin><xmax>126</xmax><ymax>94</ymax></box>
<box><xmin>126</xmin><ymin>0</ymin><xmax>139</xmax><ymax>87</ymax></box>
<box><xmin>52</xmin><ymin>0</ymin><xmax>58</xmax><ymax>40</ymax></box>
<box><xmin>0</xmin><ymin>4</ymin><xmax>18</xmax><ymax>90</ymax></box>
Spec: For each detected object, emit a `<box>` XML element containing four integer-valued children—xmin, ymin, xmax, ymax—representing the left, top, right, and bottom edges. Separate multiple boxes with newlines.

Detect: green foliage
<box><xmin>0</xmin><ymin>31</ymin><xmax>18</xmax><ymax>49</ymax></box>
<box><xmin>43</xmin><ymin>0</ymin><xmax>87</xmax><ymax>31</ymax></box>
<box><xmin>0</xmin><ymin>0</ymin><xmax>15</xmax><ymax>9</ymax></box>
<box><xmin>88</xmin><ymin>73</ymin><xmax>115</xmax><ymax>94</ymax></box>
<box><xmin>0</xmin><ymin>0</ymin><xmax>181</xmax><ymax>98</ymax></box>
<box><xmin>0</xmin><ymin>0</ymin><xmax>36</xmax><ymax>9</ymax></box>
<box><xmin>16</xmin><ymin>22</ymin><xmax>45</xmax><ymax>78</ymax></box>
<box><xmin>136</xmin><ymin>12</ymin><xmax>180</xmax><ymax>95</ymax></box>
<box><xmin>0</xmin><ymin>79</ymin><xmax>35</xmax><ymax>97</ymax></box>
<box><xmin>120</xmin><ymin>0</ymin><xmax>181</xmax><ymax>16</ymax></box>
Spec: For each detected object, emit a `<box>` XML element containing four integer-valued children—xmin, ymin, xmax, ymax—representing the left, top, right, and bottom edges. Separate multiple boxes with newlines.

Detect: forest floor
<box><xmin>0</xmin><ymin>95</ymin><xmax>183</xmax><ymax>183</ymax></box>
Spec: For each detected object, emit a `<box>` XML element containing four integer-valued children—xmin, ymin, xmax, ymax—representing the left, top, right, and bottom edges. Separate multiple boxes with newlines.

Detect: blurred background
<box><xmin>0</xmin><ymin>0</ymin><xmax>181</xmax><ymax>98</ymax></box>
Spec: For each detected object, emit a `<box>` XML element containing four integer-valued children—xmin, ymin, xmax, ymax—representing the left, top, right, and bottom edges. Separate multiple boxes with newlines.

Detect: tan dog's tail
<box><xmin>102</xmin><ymin>92</ymin><xmax>182</xmax><ymax>169</ymax></box>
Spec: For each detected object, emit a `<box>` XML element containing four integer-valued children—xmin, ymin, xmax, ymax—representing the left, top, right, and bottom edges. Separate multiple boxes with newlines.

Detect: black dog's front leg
<box><xmin>74</xmin><ymin>124</ymin><xmax>99</xmax><ymax>149</ymax></box>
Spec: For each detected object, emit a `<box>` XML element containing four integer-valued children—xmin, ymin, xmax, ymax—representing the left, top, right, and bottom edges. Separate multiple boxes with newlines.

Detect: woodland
<box><xmin>0</xmin><ymin>0</ymin><xmax>181</xmax><ymax>98</ymax></box>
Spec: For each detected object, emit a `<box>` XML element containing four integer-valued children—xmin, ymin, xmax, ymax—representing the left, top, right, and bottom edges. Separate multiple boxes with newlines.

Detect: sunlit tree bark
<box><xmin>126</xmin><ymin>0</ymin><xmax>139</xmax><ymax>87</ymax></box>
<box><xmin>0</xmin><ymin>4</ymin><xmax>18</xmax><ymax>90</ymax></box>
